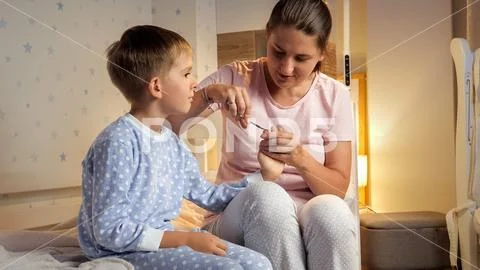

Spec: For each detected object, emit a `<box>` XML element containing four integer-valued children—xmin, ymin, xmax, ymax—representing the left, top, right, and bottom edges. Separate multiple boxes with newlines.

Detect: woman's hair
<box><xmin>266</xmin><ymin>0</ymin><xmax>332</xmax><ymax>71</ymax></box>
<box><xmin>106</xmin><ymin>25</ymin><xmax>191</xmax><ymax>103</ymax></box>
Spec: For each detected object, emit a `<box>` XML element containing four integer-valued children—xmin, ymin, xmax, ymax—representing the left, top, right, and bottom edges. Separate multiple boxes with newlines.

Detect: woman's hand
<box><xmin>204</xmin><ymin>84</ymin><xmax>251</xmax><ymax>128</ymax></box>
<box><xmin>259</xmin><ymin>126</ymin><xmax>306</xmax><ymax>168</ymax></box>
<box><xmin>186</xmin><ymin>232</ymin><xmax>228</xmax><ymax>256</ymax></box>
<box><xmin>258</xmin><ymin>151</ymin><xmax>285</xmax><ymax>181</ymax></box>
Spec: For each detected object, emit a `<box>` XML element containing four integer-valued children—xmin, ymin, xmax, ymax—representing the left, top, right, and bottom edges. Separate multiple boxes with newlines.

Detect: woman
<box><xmin>169</xmin><ymin>0</ymin><xmax>358</xmax><ymax>269</ymax></box>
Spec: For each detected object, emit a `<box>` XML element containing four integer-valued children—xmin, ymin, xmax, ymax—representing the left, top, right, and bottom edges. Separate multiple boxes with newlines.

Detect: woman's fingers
<box><xmin>223</xmin><ymin>86</ymin><xmax>251</xmax><ymax>128</ymax></box>
<box><xmin>260</xmin><ymin>127</ymin><xmax>299</xmax><ymax>153</ymax></box>
<box><xmin>260</xmin><ymin>137</ymin><xmax>296</xmax><ymax>153</ymax></box>
<box><xmin>224</xmin><ymin>88</ymin><xmax>242</xmax><ymax>118</ymax></box>
<box><xmin>240</xmin><ymin>87</ymin><xmax>251</xmax><ymax>117</ymax></box>
<box><xmin>209</xmin><ymin>85</ymin><xmax>250</xmax><ymax>121</ymax></box>
<box><xmin>225</xmin><ymin>92</ymin><xmax>237</xmax><ymax>118</ymax></box>
<box><xmin>260</xmin><ymin>133</ymin><xmax>295</xmax><ymax>145</ymax></box>
<box><xmin>260</xmin><ymin>148</ymin><xmax>286</xmax><ymax>161</ymax></box>
<box><xmin>234</xmin><ymin>91</ymin><xmax>246</xmax><ymax>118</ymax></box>
<box><xmin>259</xmin><ymin>137</ymin><xmax>293</xmax><ymax>147</ymax></box>
<box><xmin>262</xmin><ymin>128</ymin><xmax>293</xmax><ymax>139</ymax></box>
<box><xmin>261</xmin><ymin>144</ymin><xmax>295</xmax><ymax>153</ymax></box>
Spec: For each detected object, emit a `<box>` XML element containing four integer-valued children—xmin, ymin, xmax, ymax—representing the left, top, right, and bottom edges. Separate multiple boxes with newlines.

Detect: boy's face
<box><xmin>159</xmin><ymin>51</ymin><xmax>197</xmax><ymax>115</ymax></box>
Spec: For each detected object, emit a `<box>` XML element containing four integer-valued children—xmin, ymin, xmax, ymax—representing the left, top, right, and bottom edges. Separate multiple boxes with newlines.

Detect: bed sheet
<box><xmin>0</xmin><ymin>198</ymin><xmax>206</xmax><ymax>269</ymax></box>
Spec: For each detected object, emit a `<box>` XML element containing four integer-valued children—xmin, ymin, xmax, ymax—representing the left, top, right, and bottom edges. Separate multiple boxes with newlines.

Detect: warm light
<box><xmin>358</xmin><ymin>155</ymin><xmax>368</xmax><ymax>187</ymax></box>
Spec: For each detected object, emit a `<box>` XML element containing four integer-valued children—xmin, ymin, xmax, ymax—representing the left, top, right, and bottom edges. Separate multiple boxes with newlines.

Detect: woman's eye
<box><xmin>274</xmin><ymin>50</ymin><xmax>285</xmax><ymax>58</ymax></box>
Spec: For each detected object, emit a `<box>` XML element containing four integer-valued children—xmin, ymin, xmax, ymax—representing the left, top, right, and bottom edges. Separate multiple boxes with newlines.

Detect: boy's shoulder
<box><xmin>91</xmin><ymin>115</ymin><xmax>136</xmax><ymax>148</ymax></box>
<box><xmin>91</xmin><ymin>114</ymin><xmax>182</xmax><ymax>150</ymax></box>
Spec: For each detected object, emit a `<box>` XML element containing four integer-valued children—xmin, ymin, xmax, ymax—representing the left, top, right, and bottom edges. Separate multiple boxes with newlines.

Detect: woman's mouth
<box><xmin>277</xmin><ymin>72</ymin><xmax>293</xmax><ymax>81</ymax></box>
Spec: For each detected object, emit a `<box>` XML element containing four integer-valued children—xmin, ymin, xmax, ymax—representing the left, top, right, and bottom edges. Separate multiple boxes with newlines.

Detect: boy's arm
<box><xmin>178</xmin><ymin>142</ymin><xmax>263</xmax><ymax>212</ymax></box>
<box><xmin>185</xmin><ymin>170</ymin><xmax>263</xmax><ymax>213</ymax></box>
<box><xmin>86</xmin><ymin>140</ymin><xmax>168</xmax><ymax>253</ymax></box>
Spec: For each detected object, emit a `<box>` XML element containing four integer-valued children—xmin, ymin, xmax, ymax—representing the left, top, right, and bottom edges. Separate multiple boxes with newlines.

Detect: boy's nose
<box><xmin>191</xmin><ymin>76</ymin><xmax>198</xmax><ymax>89</ymax></box>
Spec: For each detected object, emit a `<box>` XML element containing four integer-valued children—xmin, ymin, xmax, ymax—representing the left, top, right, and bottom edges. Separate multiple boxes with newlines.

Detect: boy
<box><xmin>77</xmin><ymin>25</ymin><xmax>273</xmax><ymax>270</ymax></box>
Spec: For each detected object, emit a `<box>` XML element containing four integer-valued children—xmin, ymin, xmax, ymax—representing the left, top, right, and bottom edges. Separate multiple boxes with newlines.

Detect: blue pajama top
<box><xmin>78</xmin><ymin>114</ymin><xmax>261</xmax><ymax>258</ymax></box>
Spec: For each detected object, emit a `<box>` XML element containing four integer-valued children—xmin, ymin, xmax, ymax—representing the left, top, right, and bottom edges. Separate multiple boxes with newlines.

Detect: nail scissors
<box><xmin>249</xmin><ymin>121</ymin><xmax>268</xmax><ymax>131</ymax></box>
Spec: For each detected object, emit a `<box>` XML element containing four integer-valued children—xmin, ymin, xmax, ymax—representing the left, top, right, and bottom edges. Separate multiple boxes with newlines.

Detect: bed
<box><xmin>0</xmin><ymin>219</ymin><xmax>133</xmax><ymax>269</ymax></box>
<box><xmin>0</xmin><ymin>200</ymin><xmax>205</xmax><ymax>269</ymax></box>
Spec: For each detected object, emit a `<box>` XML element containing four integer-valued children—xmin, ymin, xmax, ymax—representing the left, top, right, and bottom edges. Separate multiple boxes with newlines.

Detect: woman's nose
<box><xmin>280</xmin><ymin>59</ymin><xmax>294</xmax><ymax>74</ymax></box>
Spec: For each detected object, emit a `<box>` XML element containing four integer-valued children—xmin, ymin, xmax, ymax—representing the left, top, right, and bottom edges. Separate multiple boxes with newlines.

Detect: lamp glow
<box><xmin>358</xmin><ymin>155</ymin><xmax>368</xmax><ymax>187</ymax></box>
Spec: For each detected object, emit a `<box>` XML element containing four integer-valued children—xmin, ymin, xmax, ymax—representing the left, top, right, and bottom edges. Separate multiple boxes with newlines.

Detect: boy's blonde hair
<box><xmin>106</xmin><ymin>25</ymin><xmax>191</xmax><ymax>103</ymax></box>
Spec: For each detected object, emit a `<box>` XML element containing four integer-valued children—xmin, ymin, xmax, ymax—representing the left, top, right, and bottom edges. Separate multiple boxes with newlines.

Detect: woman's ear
<box><xmin>148</xmin><ymin>77</ymin><xmax>163</xmax><ymax>99</ymax></box>
<box><xmin>319</xmin><ymin>51</ymin><xmax>326</xmax><ymax>62</ymax></box>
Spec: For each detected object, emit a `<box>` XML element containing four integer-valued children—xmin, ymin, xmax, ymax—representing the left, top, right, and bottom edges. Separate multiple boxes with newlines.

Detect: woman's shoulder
<box><xmin>315</xmin><ymin>73</ymin><xmax>349</xmax><ymax>93</ymax></box>
<box><xmin>313</xmin><ymin>73</ymin><xmax>352</xmax><ymax>107</ymax></box>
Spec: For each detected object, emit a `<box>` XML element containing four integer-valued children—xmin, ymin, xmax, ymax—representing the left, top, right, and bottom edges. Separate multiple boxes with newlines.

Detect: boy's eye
<box><xmin>185</xmin><ymin>73</ymin><xmax>191</xmax><ymax>78</ymax></box>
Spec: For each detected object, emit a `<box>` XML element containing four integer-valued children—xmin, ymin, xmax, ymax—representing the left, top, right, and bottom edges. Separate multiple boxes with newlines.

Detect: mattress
<box><xmin>0</xmin><ymin>199</ymin><xmax>206</xmax><ymax>269</ymax></box>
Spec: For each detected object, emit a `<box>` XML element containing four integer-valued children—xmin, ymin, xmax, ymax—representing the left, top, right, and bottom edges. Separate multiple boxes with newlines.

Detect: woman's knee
<box><xmin>244</xmin><ymin>181</ymin><xmax>287</xmax><ymax>198</ymax></box>
<box><xmin>242</xmin><ymin>182</ymin><xmax>295</xmax><ymax>216</ymax></box>
<box><xmin>300</xmin><ymin>194</ymin><xmax>355</xmax><ymax>233</ymax></box>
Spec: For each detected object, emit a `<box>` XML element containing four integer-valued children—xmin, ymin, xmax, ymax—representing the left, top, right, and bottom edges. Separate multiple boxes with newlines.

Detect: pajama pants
<box><xmin>203</xmin><ymin>182</ymin><xmax>359</xmax><ymax>270</ymax></box>
<box><xmin>118</xmin><ymin>241</ymin><xmax>272</xmax><ymax>270</ymax></box>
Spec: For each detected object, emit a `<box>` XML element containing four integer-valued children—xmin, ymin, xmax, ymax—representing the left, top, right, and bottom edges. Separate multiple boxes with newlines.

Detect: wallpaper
<box><xmin>0</xmin><ymin>0</ymin><xmax>220</xmax><ymax>195</ymax></box>
<box><xmin>0</xmin><ymin>0</ymin><xmax>151</xmax><ymax>193</ymax></box>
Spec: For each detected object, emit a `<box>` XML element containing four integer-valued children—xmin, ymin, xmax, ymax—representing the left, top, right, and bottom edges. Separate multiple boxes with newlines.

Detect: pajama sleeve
<box><xmin>178</xmin><ymin>142</ymin><xmax>263</xmax><ymax>213</ymax></box>
<box><xmin>88</xmin><ymin>139</ymin><xmax>165</xmax><ymax>252</ymax></box>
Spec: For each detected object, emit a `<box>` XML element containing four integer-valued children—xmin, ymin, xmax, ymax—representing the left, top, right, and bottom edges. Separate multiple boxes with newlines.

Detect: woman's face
<box><xmin>266</xmin><ymin>25</ymin><xmax>324</xmax><ymax>89</ymax></box>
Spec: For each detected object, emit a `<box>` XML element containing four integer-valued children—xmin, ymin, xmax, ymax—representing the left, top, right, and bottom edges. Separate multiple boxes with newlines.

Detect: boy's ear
<box><xmin>148</xmin><ymin>77</ymin><xmax>163</xmax><ymax>99</ymax></box>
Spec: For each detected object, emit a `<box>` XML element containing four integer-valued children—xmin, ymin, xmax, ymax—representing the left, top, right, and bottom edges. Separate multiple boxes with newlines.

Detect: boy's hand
<box><xmin>258</xmin><ymin>151</ymin><xmax>285</xmax><ymax>181</ymax></box>
<box><xmin>186</xmin><ymin>232</ymin><xmax>228</xmax><ymax>256</ymax></box>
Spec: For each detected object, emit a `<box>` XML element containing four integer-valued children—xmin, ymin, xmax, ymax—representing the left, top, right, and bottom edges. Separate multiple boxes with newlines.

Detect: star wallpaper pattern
<box><xmin>1</xmin><ymin>0</ymin><xmax>218</xmax><ymax>194</ymax></box>
<box><xmin>0</xmin><ymin>0</ymin><xmax>152</xmax><ymax>193</ymax></box>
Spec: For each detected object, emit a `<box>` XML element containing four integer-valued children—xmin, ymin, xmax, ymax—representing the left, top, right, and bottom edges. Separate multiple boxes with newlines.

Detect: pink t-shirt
<box><xmin>198</xmin><ymin>58</ymin><xmax>354</xmax><ymax>202</ymax></box>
